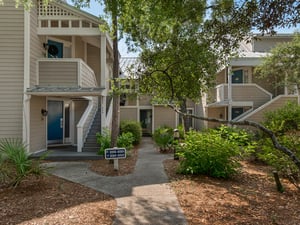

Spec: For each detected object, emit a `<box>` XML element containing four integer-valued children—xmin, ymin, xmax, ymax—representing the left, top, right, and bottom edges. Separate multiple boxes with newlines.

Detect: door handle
<box><xmin>60</xmin><ymin>118</ymin><xmax>63</xmax><ymax>128</ymax></box>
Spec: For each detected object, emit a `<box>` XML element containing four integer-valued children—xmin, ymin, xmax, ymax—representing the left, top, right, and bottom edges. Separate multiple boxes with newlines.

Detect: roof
<box><xmin>26</xmin><ymin>86</ymin><xmax>105</xmax><ymax>96</ymax></box>
<box><xmin>119</xmin><ymin>57</ymin><xmax>140</xmax><ymax>79</ymax></box>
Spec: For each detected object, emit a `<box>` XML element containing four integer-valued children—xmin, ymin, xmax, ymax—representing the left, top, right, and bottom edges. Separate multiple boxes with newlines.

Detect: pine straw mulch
<box><xmin>2</xmin><ymin>144</ymin><xmax>300</xmax><ymax>225</ymax></box>
<box><xmin>163</xmin><ymin>159</ymin><xmax>300</xmax><ymax>225</ymax></box>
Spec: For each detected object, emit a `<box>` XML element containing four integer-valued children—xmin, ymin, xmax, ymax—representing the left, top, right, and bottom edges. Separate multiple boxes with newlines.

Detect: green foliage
<box><xmin>120</xmin><ymin>120</ymin><xmax>142</xmax><ymax>144</ymax></box>
<box><xmin>117</xmin><ymin>132</ymin><xmax>134</xmax><ymax>151</ymax></box>
<box><xmin>255</xmin><ymin>33</ymin><xmax>300</xmax><ymax>94</ymax></box>
<box><xmin>263</xmin><ymin>101</ymin><xmax>300</xmax><ymax>135</ymax></box>
<box><xmin>153</xmin><ymin>126</ymin><xmax>174</xmax><ymax>151</ymax></box>
<box><xmin>96</xmin><ymin>129</ymin><xmax>111</xmax><ymax>156</ymax></box>
<box><xmin>178</xmin><ymin>129</ymin><xmax>251</xmax><ymax>179</ymax></box>
<box><xmin>0</xmin><ymin>138</ymin><xmax>47</xmax><ymax>187</ymax></box>
<box><xmin>256</xmin><ymin>134</ymin><xmax>300</xmax><ymax>176</ymax></box>
<box><xmin>213</xmin><ymin>125</ymin><xmax>257</xmax><ymax>153</ymax></box>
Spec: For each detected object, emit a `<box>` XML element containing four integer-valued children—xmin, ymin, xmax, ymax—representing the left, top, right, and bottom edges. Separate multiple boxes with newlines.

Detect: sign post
<box><xmin>105</xmin><ymin>147</ymin><xmax>126</xmax><ymax>171</ymax></box>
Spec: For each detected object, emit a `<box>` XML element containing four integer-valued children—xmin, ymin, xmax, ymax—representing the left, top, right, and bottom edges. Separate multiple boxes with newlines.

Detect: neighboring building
<box><xmin>0</xmin><ymin>0</ymin><xmax>114</xmax><ymax>153</ymax></box>
<box><xmin>119</xmin><ymin>57</ymin><xmax>204</xmax><ymax>135</ymax></box>
<box><xmin>205</xmin><ymin>34</ymin><xmax>298</xmax><ymax>128</ymax></box>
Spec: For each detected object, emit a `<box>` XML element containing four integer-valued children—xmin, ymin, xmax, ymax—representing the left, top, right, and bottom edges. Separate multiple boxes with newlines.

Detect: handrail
<box><xmin>77</xmin><ymin>96</ymin><xmax>98</xmax><ymax>152</ymax></box>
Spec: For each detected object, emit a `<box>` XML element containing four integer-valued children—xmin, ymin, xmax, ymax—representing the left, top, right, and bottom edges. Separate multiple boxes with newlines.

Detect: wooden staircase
<box><xmin>82</xmin><ymin>107</ymin><xmax>101</xmax><ymax>152</ymax></box>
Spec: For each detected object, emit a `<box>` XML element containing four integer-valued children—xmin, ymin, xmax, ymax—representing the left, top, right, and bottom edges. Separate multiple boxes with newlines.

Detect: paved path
<box><xmin>46</xmin><ymin>138</ymin><xmax>187</xmax><ymax>225</ymax></box>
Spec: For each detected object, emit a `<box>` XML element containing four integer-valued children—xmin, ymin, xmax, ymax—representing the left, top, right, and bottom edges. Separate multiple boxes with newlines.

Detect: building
<box><xmin>0</xmin><ymin>0</ymin><xmax>114</xmax><ymax>153</ymax></box>
<box><xmin>119</xmin><ymin>57</ymin><xmax>203</xmax><ymax>135</ymax></box>
<box><xmin>205</xmin><ymin>34</ymin><xmax>298</xmax><ymax>128</ymax></box>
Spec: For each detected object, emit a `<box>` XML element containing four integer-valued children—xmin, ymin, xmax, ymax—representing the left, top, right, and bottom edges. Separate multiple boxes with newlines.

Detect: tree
<box><xmin>255</xmin><ymin>33</ymin><xmax>300</xmax><ymax>104</ymax></box>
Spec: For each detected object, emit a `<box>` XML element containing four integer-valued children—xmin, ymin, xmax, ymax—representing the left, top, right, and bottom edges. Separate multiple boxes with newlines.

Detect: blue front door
<box><xmin>47</xmin><ymin>40</ymin><xmax>63</xmax><ymax>58</ymax></box>
<box><xmin>232</xmin><ymin>70</ymin><xmax>243</xmax><ymax>83</ymax></box>
<box><xmin>47</xmin><ymin>100</ymin><xmax>63</xmax><ymax>144</ymax></box>
<box><xmin>232</xmin><ymin>107</ymin><xmax>244</xmax><ymax>120</ymax></box>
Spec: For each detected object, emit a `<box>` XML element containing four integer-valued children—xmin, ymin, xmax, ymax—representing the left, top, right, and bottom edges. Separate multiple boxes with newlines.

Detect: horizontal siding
<box><xmin>0</xmin><ymin>1</ymin><xmax>24</xmax><ymax>138</ymax></box>
<box><xmin>247</xmin><ymin>96</ymin><xmax>298</xmax><ymax>123</ymax></box>
<box><xmin>87</xmin><ymin>43</ymin><xmax>100</xmax><ymax>86</ymax></box>
<box><xmin>39</xmin><ymin>61</ymin><xmax>78</xmax><ymax>86</ymax></box>
<box><xmin>30</xmin><ymin>96</ymin><xmax>46</xmax><ymax>153</ymax></box>
<box><xmin>154</xmin><ymin>106</ymin><xmax>176</xmax><ymax>130</ymax></box>
<box><xmin>120</xmin><ymin>108</ymin><xmax>138</xmax><ymax>121</ymax></box>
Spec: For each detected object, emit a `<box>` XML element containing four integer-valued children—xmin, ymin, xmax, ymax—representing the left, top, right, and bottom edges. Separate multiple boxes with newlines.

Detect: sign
<box><xmin>105</xmin><ymin>148</ymin><xmax>126</xmax><ymax>159</ymax></box>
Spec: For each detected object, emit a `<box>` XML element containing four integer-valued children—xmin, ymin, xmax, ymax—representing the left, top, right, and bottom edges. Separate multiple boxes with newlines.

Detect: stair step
<box><xmin>84</xmin><ymin>143</ymin><xmax>99</xmax><ymax>147</ymax></box>
<box><xmin>82</xmin><ymin>147</ymin><xmax>100</xmax><ymax>152</ymax></box>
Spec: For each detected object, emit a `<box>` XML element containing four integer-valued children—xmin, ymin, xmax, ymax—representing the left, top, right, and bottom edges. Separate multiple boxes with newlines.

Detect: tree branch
<box><xmin>168</xmin><ymin>104</ymin><xmax>300</xmax><ymax>170</ymax></box>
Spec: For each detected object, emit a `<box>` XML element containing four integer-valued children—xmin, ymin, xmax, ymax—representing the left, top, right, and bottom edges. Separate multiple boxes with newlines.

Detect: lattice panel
<box><xmin>37</xmin><ymin>0</ymin><xmax>77</xmax><ymax>17</ymax></box>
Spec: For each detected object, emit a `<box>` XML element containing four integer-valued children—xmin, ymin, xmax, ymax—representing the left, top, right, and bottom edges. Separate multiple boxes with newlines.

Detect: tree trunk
<box><xmin>110</xmin><ymin>8</ymin><xmax>120</xmax><ymax>148</ymax></box>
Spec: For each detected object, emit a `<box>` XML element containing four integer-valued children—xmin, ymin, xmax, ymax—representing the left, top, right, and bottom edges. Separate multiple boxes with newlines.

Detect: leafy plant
<box><xmin>120</xmin><ymin>120</ymin><xmax>142</xmax><ymax>144</ymax></box>
<box><xmin>153</xmin><ymin>126</ymin><xmax>174</xmax><ymax>151</ymax></box>
<box><xmin>263</xmin><ymin>101</ymin><xmax>300</xmax><ymax>135</ymax></box>
<box><xmin>96</xmin><ymin>129</ymin><xmax>111</xmax><ymax>156</ymax></box>
<box><xmin>0</xmin><ymin>138</ymin><xmax>47</xmax><ymax>187</ymax></box>
<box><xmin>117</xmin><ymin>132</ymin><xmax>134</xmax><ymax>151</ymax></box>
<box><xmin>177</xmin><ymin>130</ymin><xmax>245</xmax><ymax>178</ymax></box>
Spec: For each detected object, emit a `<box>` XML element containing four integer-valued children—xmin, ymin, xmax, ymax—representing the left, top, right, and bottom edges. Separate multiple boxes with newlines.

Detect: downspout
<box><xmin>23</xmin><ymin>9</ymin><xmax>31</xmax><ymax>151</ymax></box>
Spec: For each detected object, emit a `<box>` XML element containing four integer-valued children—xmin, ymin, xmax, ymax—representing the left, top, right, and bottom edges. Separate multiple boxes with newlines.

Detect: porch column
<box><xmin>101</xmin><ymin>96</ymin><xmax>107</xmax><ymax>133</ymax></box>
<box><xmin>100</xmin><ymin>34</ymin><xmax>106</xmax><ymax>88</ymax></box>
<box><xmin>23</xmin><ymin>10</ymin><xmax>31</xmax><ymax>151</ymax></box>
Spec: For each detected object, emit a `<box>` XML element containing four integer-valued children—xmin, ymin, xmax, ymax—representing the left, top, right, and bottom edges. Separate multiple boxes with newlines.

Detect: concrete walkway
<box><xmin>45</xmin><ymin>138</ymin><xmax>187</xmax><ymax>225</ymax></box>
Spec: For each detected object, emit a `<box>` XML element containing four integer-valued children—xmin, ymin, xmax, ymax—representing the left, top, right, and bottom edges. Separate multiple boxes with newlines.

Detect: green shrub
<box><xmin>96</xmin><ymin>129</ymin><xmax>111</xmax><ymax>156</ymax></box>
<box><xmin>178</xmin><ymin>130</ymin><xmax>243</xmax><ymax>178</ymax></box>
<box><xmin>256</xmin><ymin>134</ymin><xmax>300</xmax><ymax>176</ymax></box>
<box><xmin>263</xmin><ymin>101</ymin><xmax>300</xmax><ymax>135</ymax></box>
<box><xmin>0</xmin><ymin>138</ymin><xmax>47</xmax><ymax>187</ymax></box>
<box><xmin>153</xmin><ymin>126</ymin><xmax>174</xmax><ymax>151</ymax></box>
<box><xmin>117</xmin><ymin>132</ymin><xmax>134</xmax><ymax>151</ymax></box>
<box><xmin>120</xmin><ymin>120</ymin><xmax>142</xmax><ymax>144</ymax></box>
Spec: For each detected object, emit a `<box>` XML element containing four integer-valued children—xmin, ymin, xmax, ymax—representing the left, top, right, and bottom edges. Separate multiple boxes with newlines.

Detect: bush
<box><xmin>263</xmin><ymin>101</ymin><xmax>300</xmax><ymax>135</ymax></box>
<box><xmin>178</xmin><ymin>130</ymin><xmax>245</xmax><ymax>178</ymax></box>
<box><xmin>0</xmin><ymin>138</ymin><xmax>47</xmax><ymax>187</ymax></box>
<box><xmin>96</xmin><ymin>129</ymin><xmax>111</xmax><ymax>156</ymax></box>
<box><xmin>256</xmin><ymin>134</ymin><xmax>300</xmax><ymax>176</ymax></box>
<box><xmin>153</xmin><ymin>126</ymin><xmax>174</xmax><ymax>151</ymax></box>
<box><xmin>117</xmin><ymin>132</ymin><xmax>134</xmax><ymax>151</ymax></box>
<box><xmin>120</xmin><ymin>121</ymin><xmax>142</xmax><ymax>145</ymax></box>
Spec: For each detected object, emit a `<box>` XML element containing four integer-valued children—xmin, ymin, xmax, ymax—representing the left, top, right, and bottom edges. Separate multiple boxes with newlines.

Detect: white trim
<box><xmin>23</xmin><ymin>10</ymin><xmax>31</xmax><ymax>151</ymax></box>
<box><xmin>100</xmin><ymin>35</ymin><xmax>106</xmax><ymax>88</ymax></box>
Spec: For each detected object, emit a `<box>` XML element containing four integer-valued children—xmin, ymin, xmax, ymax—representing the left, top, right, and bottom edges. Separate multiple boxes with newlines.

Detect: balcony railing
<box><xmin>37</xmin><ymin>58</ymin><xmax>98</xmax><ymax>88</ymax></box>
<box><xmin>210</xmin><ymin>83</ymin><xmax>272</xmax><ymax>108</ymax></box>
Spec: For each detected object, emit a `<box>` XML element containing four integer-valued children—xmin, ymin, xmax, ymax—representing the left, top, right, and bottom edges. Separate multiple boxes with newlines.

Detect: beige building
<box><xmin>0</xmin><ymin>0</ymin><xmax>114</xmax><ymax>153</ymax></box>
<box><xmin>205</xmin><ymin>34</ymin><xmax>298</xmax><ymax>128</ymax></box>
<box><xmin>119</xmin><ymin>57</ymin><xmax>204</xmax><ymax>135</ymax></box>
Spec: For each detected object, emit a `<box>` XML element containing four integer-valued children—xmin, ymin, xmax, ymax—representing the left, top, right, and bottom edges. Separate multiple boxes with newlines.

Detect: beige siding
<box><xmin>87</xmin><ymin>43</ymin><xmax>100</xmax><ymax>86</ymax></box>
<box><xmin>39</xmin><ymin>61</ymin><xmax>78</xmax><ymax>86</ymax></box>
<box><xmin>207</xmin><ymin>107</ymin><xmax>226</xmax><ymax>128</ymax></box>
<box><xmin>252</xmin><ymin>76</ymin><xmax>284</xmax><ymax>97</ymax></box>
<box><xmin>75</xmin><ymin>36</ymin><xmax>84</xmax><ymax>60</ymax></box>
<box><xmin>154</xmin><ymin>106</ymin><xmax>176</xmax><ymax>130</ymax></box>
<box><xmin>30</xmin><ymin>7</ymin><xmax>44</xmax><ymax>86</ymax></box>
<box><xmin>120</xmin><ymin>108</ymin><xmax>138</xmax><ymax>121</ymax></box>
<box><xmin>0</xmin><ymin>1</ymin><xmax>24</xmax><ymax>138</ymax></box>
<box><xmin>30</xmin><ymin>96</ymin><xmax>46</xmax><ymax>153</ymax></box>
<box><xmin>246</xmin><ymin>96</ymin><xmax>298</xmax><ymax>123</ymax></box>
<box><xmin>74</xmin><ymin>100</ymin><xmax>88</xmax><ymax>144</ymax></box>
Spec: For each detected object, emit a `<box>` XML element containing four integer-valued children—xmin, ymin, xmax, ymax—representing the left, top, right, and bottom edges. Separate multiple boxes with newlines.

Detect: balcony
<box><xmin>38</xmin><ymin>58</ymin><xmax>98</xmax><ymax>87</ymax></box>
<box><xmin>209</xmin><ymin>83</ymin><xmax>272</xmax><ymax>109</ymax></box>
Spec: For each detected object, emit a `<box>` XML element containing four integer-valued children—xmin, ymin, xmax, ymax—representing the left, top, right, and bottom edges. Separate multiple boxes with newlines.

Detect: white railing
<box><xmin>38</xmin><ymin>58</ymin><xmax>98</xmax><ymax>88</ymax></box>
<box><xmin>215</xmin><ymin>83</ymin><xmax>272</xmax><ymax>105</ymax></box>
<box><xmin>79</xmin><ymin>60</ymin><xmax>98</xmax><ymax>87</ymax></box>
<box><xmin>77</xmin><ymin>96</ymin><xmax>98</xmax><ymax>152</ymax></box>
<box><xmin>104</xmin><ymin>97</ymin><xmax>113</xmax><ymax>130</ymax></box>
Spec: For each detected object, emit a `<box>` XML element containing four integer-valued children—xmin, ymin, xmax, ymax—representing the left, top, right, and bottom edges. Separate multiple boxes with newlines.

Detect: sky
<box><xmin>66</xmin><ymin>0</ymin><xmax>299</xmax><ymax>57</ymax></box>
